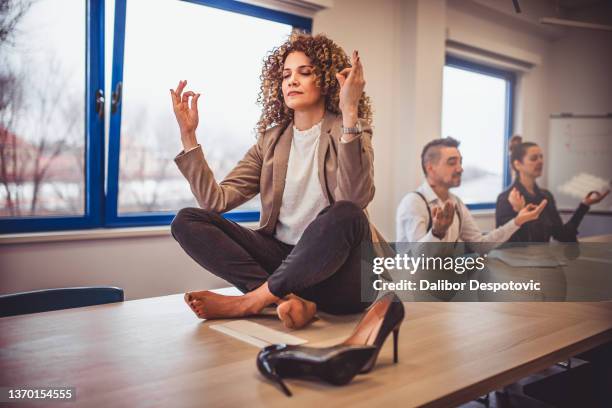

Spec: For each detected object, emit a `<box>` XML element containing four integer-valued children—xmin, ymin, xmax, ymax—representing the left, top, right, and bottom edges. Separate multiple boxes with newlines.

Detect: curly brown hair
<box><xmin>256</xmin><ymin>32</ymin><xmax>373</xmax><ymax>134</ymax></box>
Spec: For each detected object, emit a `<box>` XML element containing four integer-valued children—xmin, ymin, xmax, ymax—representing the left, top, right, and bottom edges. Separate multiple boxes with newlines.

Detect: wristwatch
<box><xmin>341</xmin><ymin>121</ymin><xmax>362</xmax><ymax>135</ymax></box>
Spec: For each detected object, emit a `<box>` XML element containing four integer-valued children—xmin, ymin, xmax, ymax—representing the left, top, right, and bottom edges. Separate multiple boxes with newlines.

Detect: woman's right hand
<box><xmin>170</xmin><ymin>80</ymin><xmax>201</xmax><ymax>150</ymax></box>
<box><xmin>508</xmin><ymin>187</ymin><xmax>525</xmax><ymax>213</ymax></box>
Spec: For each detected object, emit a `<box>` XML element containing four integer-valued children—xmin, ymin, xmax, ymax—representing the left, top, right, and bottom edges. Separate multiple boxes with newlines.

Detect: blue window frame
<box><xmin>1</xmin><ymin>0</ymin><xmax>312</xmax><ymax>234</ymax></box>
<box><xmin>442</xmin><ymin>55</ymin><xmax>516</xmax><ymax>210</ymax></box>
<box><xmin>0</xmin><ymin>0</ymin><xmax>105</xmax><ymax>233</ymax></box>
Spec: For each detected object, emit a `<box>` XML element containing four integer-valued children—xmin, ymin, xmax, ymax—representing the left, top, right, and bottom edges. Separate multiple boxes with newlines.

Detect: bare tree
<box><xmin>0</xmin><ymin>71</ymin><xmax>22</xmax><ymax>214</ymax></box>
<box><xmin>1</xmin><ymin>0</ymin><xmax>83</xmax><ymax>217</ymax></box>
<box><xmin>0</xmin><ymin>0</ymin><xmax>33</xmax><ymax>45</ymax></box>
<box><xmin>27</xmin><ymin>58</ymin><xmax>81</xmax><ymax>214</ymax></box>
<box><xmin>0</xmin><ymin>0</ymin><xmax>33</xmax><ymax>215</ymax></box>
<box><xmin>117</xmin><ymin>105</ymin><xmax>182</xmax><ymax>212</ymax></box>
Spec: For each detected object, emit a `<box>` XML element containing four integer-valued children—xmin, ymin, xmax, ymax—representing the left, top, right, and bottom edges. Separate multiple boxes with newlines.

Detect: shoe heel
<box><xmin>393</xmin><ymin>326</ymin><xmax>400</xmax><ymax>364</ymax></box>
<box><xmin>274</xmin><ymin>374</ymin><xmax>292</xmax><ymax>397</ymax></box>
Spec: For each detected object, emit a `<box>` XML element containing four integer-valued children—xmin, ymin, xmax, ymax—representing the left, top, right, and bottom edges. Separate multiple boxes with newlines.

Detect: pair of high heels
<box><xmin>256</xmin><ymin>292</ymin><xmax>405</xmax><ymax>396</ymax></box>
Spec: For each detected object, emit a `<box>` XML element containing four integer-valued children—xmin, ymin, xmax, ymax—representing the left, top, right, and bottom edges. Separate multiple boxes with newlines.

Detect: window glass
<box><xmin>441</xmin><ymin>64</ymin><xmax>510</xmax><ymax>205</ymax></box>
<box><xmin>115</xmin><ymin>0</ymin><xmax>293</xmax><ymax>214</ymax></box>
<box><xmin>0</xmin><ymin>0</ymin><xmax>85</xmax><ymax>217</ymax></box>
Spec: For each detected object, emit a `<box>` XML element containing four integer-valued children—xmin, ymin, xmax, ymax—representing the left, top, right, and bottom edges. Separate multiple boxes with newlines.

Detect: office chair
<box><xmin>0</xmin><ymin>286</ymin><xmax>124</xmax><ymax>318</ymax></box>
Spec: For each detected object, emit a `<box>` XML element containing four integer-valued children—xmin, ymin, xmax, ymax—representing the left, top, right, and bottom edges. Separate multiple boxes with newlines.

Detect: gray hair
<box><xmin>421</xmin><ymin>137</ymin><xmax>460</xmax><ymax>175</ymax></box>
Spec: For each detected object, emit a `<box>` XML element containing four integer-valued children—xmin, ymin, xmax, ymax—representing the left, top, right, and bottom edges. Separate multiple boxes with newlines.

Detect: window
<box><xmin>0</xmin><ymin>0</ymin><xmax>311</xmax><ymax>233</ymax></box>
<box><xmin>0</xmin><ymin>0</ymin><xmax>103</xmax><ymax>233</ymax></box>
<box><xmin>441</xmin><ymin>56</ymin><xmax>515</xmax><ymax>208</ymax></box>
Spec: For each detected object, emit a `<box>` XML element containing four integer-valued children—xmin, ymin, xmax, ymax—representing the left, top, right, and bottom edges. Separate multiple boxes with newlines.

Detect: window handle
<box><xmin>111</xmin><ymin>81</ymin><xmax>123</xmax><ymax>114</ymax></box>
<box><xmin>95</xmin><ymin>89</ymin><xmax>105</xmax><ymax>120</ymax></box>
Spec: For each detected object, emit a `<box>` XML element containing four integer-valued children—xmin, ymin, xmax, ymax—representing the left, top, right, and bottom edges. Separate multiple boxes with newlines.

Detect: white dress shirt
<box><xmin>396</xmin><ymin>181</ymin><xmax>520</xmax><ymax>254</ymax></box>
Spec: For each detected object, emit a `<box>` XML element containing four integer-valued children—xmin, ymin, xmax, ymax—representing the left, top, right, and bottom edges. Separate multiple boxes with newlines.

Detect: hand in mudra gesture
<box><xmin>170</xmin><ymin>80</ymin><xmax>200</xmax><ymax>149</ymax></box>
<box><xmin>514</xmin><ymin>199</ymin><xmax>547</xmax><ymax>226</ymax></box>
<box><xmin>508</xmin><ymin>187</ymin><xmax>526</xmax><ymax>212</ymax></box>
<box><xmin>335</xmin><ymin>50</ymin><xmax>365</xmax><ymax>123</ymax></box>
<box><xmin>431</xmin><ymin>201</ymin><xmax>455</xmax><ymax>239</ymax></box>
<box><xmin>583</xmin><ymin>189</ymin><xmax>610</xmax><ymax>206</ymax></box>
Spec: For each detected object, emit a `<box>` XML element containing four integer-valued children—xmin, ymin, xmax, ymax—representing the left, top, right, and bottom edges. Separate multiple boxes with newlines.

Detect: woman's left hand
<box><xmin>336</xmin><ymin>50</ymin><xmax>365</xmax><ymax>126</ymax></box>
<box><xmin>582</xmin><ymin>189</ymin><xmax>610</xmax><ymax>206</ymax></box>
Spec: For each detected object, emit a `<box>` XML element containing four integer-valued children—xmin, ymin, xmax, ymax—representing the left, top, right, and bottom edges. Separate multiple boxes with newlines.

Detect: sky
<box><xmin>442</xmin><ymin>66</ymin><xmax>507</xmax><ymax>177</ymax></box>
<box><xmin>3</xmin><ymin>0</ymin><xmax>85</xmax><ymax>144</ymax></box>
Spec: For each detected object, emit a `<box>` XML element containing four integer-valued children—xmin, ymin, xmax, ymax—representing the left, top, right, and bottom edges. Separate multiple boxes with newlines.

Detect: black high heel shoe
<box><xmin>256</xmin><ymin>292</ymin><xmax>405</xmax><ymax>396</ymax></box>
<box><xmin>340</xmin><ymin>291</ymin><xmax>405</xmax><ymax>373</ymax></box>
<box><xmin>257</xmin><ymin>344</ymin><xmax>377</xmax><ymax>396</ymax></box>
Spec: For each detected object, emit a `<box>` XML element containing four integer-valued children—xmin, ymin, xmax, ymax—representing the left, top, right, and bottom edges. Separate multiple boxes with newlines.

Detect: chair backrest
<box><xmin>0</xmin><ymin>287</ymin><xmax>124</xmax><ymax>318</ymax></box>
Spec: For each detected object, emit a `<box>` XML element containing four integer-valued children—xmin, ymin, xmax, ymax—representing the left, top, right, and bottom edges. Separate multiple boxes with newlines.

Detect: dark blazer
<box><xmin>496</xmin><ymin>180</ymin><xmax>589</xmax><ymax>242</ymax></box>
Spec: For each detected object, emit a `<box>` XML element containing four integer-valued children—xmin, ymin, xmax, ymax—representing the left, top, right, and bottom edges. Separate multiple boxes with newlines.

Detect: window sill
<box><xmin>0</xmin><ymin>222</ymin><xmax>260</xmax><ymax>245</ymax></box>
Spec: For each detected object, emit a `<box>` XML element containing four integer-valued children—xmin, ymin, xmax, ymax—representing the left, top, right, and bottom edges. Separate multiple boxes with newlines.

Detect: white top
<box><xmin>275</xmin><ymin>121</ymin><xmax>329</xmax><ymax>245</ymax></box>
<box><xmin>396</xmin><ymin>181</ymin><xmax>520</xmax><ymax>254</ymax></box>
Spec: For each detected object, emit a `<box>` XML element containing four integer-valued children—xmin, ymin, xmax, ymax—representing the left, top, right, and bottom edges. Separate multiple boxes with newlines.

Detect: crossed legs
<box><xmin>171</xmin><ymin>201</ymin><xmax>371</xmax><ymax>328</ymax></box>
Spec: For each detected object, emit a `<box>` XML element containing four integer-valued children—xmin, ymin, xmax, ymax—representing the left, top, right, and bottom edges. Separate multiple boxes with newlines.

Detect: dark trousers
<box><xmin>170</xmin><ymin>201</ymin><xmax>374</xmax><ymax>314</ymax></box>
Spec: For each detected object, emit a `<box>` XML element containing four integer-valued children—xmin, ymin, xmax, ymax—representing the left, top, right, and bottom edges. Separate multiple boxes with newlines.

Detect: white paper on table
<box><xmin>210</xmin><ymin>320</ymin><xmax>308</xmax><ymax>348</ymax></box>
<box><xmin>558</xmin><ymin>173</ymin><xmax>610</xmax><ymax>199</ymax></box>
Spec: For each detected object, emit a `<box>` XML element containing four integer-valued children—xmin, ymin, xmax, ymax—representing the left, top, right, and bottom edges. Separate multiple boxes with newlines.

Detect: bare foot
<box><xmin>184</xmin><ymin>290</ymin><xmax>259</xmax><ymax>320</ymax></box>
<box><xmin>184</xmin><ymin>293</ymin><xmax>198</xmax><ymax>315</ymax></box>
<box><xmin>276</xmin><ymin>295</ymin><xmax>317</xmax><ymax>329</ymax></box>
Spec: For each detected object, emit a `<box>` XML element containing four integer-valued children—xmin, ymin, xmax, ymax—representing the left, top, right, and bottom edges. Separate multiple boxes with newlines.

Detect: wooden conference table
<box><xmin>1</xmin><ymin>294</ymin><xmax>612</xmax><ymax>407</ymax></box>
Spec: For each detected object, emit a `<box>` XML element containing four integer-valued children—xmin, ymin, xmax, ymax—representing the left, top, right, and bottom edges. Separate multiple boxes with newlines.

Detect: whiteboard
<box><xmin>547</xmin><ymin>116</ymin><xmax>612</xmax><ymax>213</ymax></box>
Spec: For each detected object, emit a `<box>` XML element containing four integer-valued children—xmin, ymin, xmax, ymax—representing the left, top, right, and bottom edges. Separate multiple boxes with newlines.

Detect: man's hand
<box><xmin>508</xmin><ymin>187</ymin><xmax>525</xmax><ymax>213</ymax></box>
<box><xmin>582</xmin><ymin>189</ymin><xmax>610</xmax><ymax>206</ymax></box>
<box><xmin>170</xmin><ymin>79</ymin><xmax>201</xmax><ymax>150</ymax></box>
<box><xmin>431</xmin><ymin>201</ymin><xmax>455</xmax><ymax>239</ymax></box>
<box><xmin>514</xmin><ymin>199</ymin><xmax>547</xmax><ymax>226</ymax></box>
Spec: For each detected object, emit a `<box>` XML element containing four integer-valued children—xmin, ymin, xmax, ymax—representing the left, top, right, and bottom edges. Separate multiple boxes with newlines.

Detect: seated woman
<box><xmin>496</xmin><ymin>135</ymin><xmax>609</xmax><ymax>242</ymax></box>
<box><xmin>169</xmin><ymin>33</ymin><xmax>380</xmax><ymax>329</ymax></box>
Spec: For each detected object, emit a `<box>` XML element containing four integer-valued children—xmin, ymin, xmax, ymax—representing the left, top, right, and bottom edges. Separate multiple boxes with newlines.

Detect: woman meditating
<box><xmin>169</xmin><ymin>33</ymin><xmax>379</xmax><ymax>329</ymax></box>
<box><xmin>496</xmin><ymin>135</ymin><xmax>609</xmax><ymax>242</ymax></box>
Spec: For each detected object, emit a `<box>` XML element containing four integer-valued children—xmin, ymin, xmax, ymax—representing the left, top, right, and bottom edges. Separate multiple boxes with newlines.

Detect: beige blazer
<box><xmin>174</xmin><ymin>110</ymin><xmax>390</xmax><ymax>249</ymax></box>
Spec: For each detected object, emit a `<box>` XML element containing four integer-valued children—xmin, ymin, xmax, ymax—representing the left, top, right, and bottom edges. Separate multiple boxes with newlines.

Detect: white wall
<box><xmin>0</xmin><ymin>232</ymin><xmax>227</xmax><ymax>300</ymax></box>
<box><xmin>315</xmin><ymin>0</ymin><xmax>450</xmax><ymax>238</ymax></box>
<box><xmin>547</xmin><ymin>2</ymin><xmax>612</xmax><ymax>233</ymax></box>
<box><xmin>314</xmin><ymin>0</ymin><xmax>555</xmax><ymax>236</ymax></box>
<box><xmin>314</xmin><ymin>0</ymin><xmax>611</xmax><ymax>235</ymax></box>
<box><xmin>548</xmin><ymin>5</ymin><xmax>612</xmax><ymax>114</ymax></box>
<box><xmin>446</xmin><ymin>0</ymin><xmax>552</xmax><ymax>186</ymax></box>
<box><xmin>313</xmin><ymin>0</ymin><xmax>404</xmax><ymax>240</ymax></box>
<box><xmin>2</xmin><ymin>0</ymin><xmax>611</xmax><ymax>300</ymax></box>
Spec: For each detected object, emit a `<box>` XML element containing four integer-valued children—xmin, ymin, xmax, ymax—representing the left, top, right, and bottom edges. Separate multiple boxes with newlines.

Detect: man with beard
<box><xmin>396</xmin><ymin>137</ymin><xmax>547</xmax><ymax>254</ymax></box>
